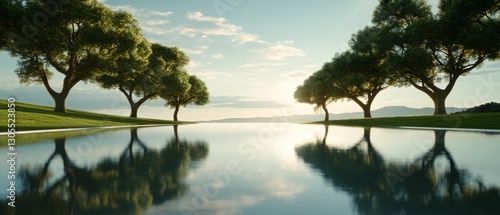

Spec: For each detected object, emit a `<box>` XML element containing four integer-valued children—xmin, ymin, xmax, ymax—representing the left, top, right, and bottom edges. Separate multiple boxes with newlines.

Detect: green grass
<box><xmin>0</xmin><ymin>99</ymin><xmax>186</xmax><ymax>133</ymax></box>
<box><xmin>315</xmin><ymin>112</ymin><xmax>500</xmax><ymax>130</ymax></box>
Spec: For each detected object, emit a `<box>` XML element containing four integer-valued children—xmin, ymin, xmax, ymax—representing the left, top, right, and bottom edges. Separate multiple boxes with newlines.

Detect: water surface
<box><xmin>1</xmin><ymin>123</ymin><xmax>499</xmax><ymax>215</ymax></box>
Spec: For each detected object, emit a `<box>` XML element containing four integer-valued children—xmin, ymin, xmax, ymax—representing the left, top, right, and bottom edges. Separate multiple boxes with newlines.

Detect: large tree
<box><xmin>294</xmin><ymin>69</ymin><xmax>337</xmax><ymax>121</ymax></box>
<box><xmin>324</xmin><ymin>26</ymin><xmax>394</xmax><ymax>118</ymax></box>
<box><xmin>4</xmin><ymin>0</ymin><xmax>148</xmax><ymax>112</ymax></box>
<box><xmin>374</xmin><ymin>0</ymin><xmax>500</xmax><ymax>114</ymax></box>
<box><xmin>0</xmin><ymin>0</ymin><xmax>20</xmax><ymax>49</ymax></box>
<box><xmin>161</xmin><ymin>73</ymin><xmax>210</xmax><ymax>121</ymax></box>
<box><xmin>95</xmin><ymin>43</ymin><xmax>189</xmax><ymax>118</ymax></box>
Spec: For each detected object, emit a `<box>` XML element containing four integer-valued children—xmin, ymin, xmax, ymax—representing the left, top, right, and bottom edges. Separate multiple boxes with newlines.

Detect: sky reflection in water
<box><xmin>1</xmin><ymin>123</ymin><xmax>499</xmax><ymax>215</ymax></box>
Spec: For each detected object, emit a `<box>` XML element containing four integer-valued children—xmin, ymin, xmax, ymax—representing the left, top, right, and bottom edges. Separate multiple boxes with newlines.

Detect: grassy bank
<box><xmin>315</xmin><ymin>112</ymin><xmax>500</xmax><ymax>130</ymax></box>
<box><xmin>0</xmin><ymin>100</ymin><xmax>185</xmax><ymax>133</ymax></box>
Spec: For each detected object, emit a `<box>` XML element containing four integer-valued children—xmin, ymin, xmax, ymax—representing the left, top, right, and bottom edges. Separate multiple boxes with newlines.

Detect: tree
<box><xmin>374</xmin><ymin>0</ymin><xmax>500</xmax><ymax>114</ymax></box>
<box><xmin>0</xmin><ymin>0</ymin><xmax>21</xmax><ymax>49</ymax></box>
<box><xmin>294</xmin><ymin>69</ymin><xmax>337</xmax><ymax>121</ymax></box>
<box><xmin>324</xmin><ymin>26</ymin><xmax>394</xmax><ymax>118</ymax></box>
<box><xmin>3</xmin><ymin>0</ymin><xmax>148</xmax><ymax>112</ymax></box>
<box><xmin>161</xmin><ymin>73</ymin><xmax>210</xmax><ymax>121</ymax></box>
<box><xmin>95</xmin><ymin>43</ymin><xmax>189</xmax><ymax>118</ymax></box>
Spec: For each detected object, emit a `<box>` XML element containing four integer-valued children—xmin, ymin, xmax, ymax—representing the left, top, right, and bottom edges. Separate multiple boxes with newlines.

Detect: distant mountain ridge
<box><xmin>204</xmin><ymin>106</ymin><xmax>466</xmax><ymax>123</ymax></box>
<box><xmin>453</xmin><ymin>102</ymin><xmax>500</xmax><ymax>114</ymax></box>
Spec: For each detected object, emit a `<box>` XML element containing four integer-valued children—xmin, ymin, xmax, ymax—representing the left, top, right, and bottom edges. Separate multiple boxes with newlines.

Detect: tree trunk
<box><xmin>363</xmin><ymin>127</ymin><xmax>371</xmax><ymax>142</ymax></box>
<box><xmin>351</xmin><ymin>96</ymin><xmax>374</xmax><ymax>118</ymax></box>
<box><xmin>52</xmin><ymin>92</ymin><xmax>69</xmax><ymax>113</ymax></box>
<box><xmin>433</xmin><ymin>130</ymin><xmax>446</xmax><ymax>152</ymax></box>
<box><xmin>433</xmin><ymin>91</ymin><xmax>448</xmax><ymax>115</ymax></box>
<box><xmin>173</xmin><ymin>125</ymin><xmax>179</xmax><ymax>145</ymax></box>
<box><xmin>173</xmin><ymin>105</ymin><xmax>180</xmax><ymax>121</ymax></box>
<box><xmin>39</xmin><ymin>69</ymin><xmax>77</xmax><ymax>113</ymax></box>
<box><xmin>362</xmin><ymin>105</ymin><xmax>372</xmax><ymax>118</ymax></box>
<box><xmin>130</xmin><ymin>104</ymin><xmax>139</xmax><ymax>118</ymax></box>
<box><xmin>322</xmin><ymin>103</ymin><xmax>329</xmax><ymax>121</ymax></box>
<box><xmin>322</xmin><ymin>125</ymin><xmax>329</xmax><ymax>145</ymax></box>
<box><xmin>407</xmin><ymin>74</ymin><xmax>457</xmax><ymax>116</ymax></box>
<box><xmin>118</xmin><ymin>86</ymin><xmax>156</xmax><ymax>118</ymax></box>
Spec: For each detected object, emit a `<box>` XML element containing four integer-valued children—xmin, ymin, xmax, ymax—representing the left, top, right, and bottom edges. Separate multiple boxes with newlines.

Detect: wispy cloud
<box><xmin>186</xmin><ymin>11</ymin><xmax>225</xmax><ymax>23</ymax></box>
<box><xmin>304</xmin><ymin>64</ymin><xmax>317</xmax><ymax>69</ymax></box>
<box><xmin>146</xmin><ymin>19</ymin><xmax>170</xmax><ymax>26</ymax></box>
<box><xmin>108</xmin><ymin>4</ymin><xmax>173</xmax><ymax>19</ymax></box>
<box><xmin>186</xmin><ymin>11</ymin><xmax>265</xmax><ymax>44</ymax></box>
<box><xmin>153</xmin><ymin>11</ymin><xmax>173</xmax><ymax>17</ymax></box>
<box><xmin>256</xmin><ymin>44</ymin><xmax>306</xmax><ymax>61</ymax></box>
<box><xmin>279</xmin><ymin>70</ymin><xmax>311</xmax><ymax>79</ymax></box>
<box><xmin>239</xmin><ymin>62</ymin><xmax>287</xmax><ymax>69</ymax></box>
<box><xmin>186</xmin><ymin>60</ymin><xmax>200</xmax><ymax>69</ymax></box>
<box><xmin>209</xmin><ymin>96</ymin><xmax>290</xmax><ymax>108</ymax></box>
<box><xmin>211</xmin><ymin>53</ymin><xmax>224</xmax><ymax>59</ymax></box>
<box><xmin>181</xmin><ymin>45</ymin><xmax>208</xmax><ymax>55</ymax></box>
<box><xmin>109</xmin><ymin>5</ymin><xmax>145</xmax><ymax>14</ymax></box>
<box><xmin>191</xmin><ymin>70</ymin><xmax>231</xmax><ymax>80</ymax></box>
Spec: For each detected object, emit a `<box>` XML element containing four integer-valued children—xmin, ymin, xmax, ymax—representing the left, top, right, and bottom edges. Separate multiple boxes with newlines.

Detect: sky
<box><xmin>1</xmin><ymin>0</ymin><xmax>500</xmax><ymax>121</ymax></box>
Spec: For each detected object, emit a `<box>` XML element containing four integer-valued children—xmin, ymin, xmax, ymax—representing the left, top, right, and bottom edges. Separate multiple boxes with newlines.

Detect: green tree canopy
<box><xmin>160</xmin><ymin>73</ymin><xmax>210</xmax><ymax>121</ymax></box>
<box><xmin>0</xmin><ymin>0</ymin><xmax>21</xmax><ymax>49</ymax></box>
<box><xmin>374</xmin><ymin>0</ymin><xmax>500</xmax><ymax>114</ymax></box>
<box><xmin>3</xmin><ymin>0</ymin><xmax>150</xmax><ymax>113</ymax></box>
<box><xmin>323</xmin><ymin>26</ymin><xmax>395</xmax><ymax>118</ymax></box>
<box><xmin>94</xmin><ymin>43</ymin><xmax>189</xmax><ymax>118</ymax></box>
<box><xmin>294</xmin><ymin>69</ymin><xmax>337</xmax><ymax>121</ymax></box>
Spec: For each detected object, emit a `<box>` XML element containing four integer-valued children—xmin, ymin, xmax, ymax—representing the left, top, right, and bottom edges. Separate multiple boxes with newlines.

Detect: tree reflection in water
<box><xmin>3</xmin><ymin>126</ymin><xmax>208</xmax><ymax>215</ymax></box>
<box><xmin>296</xmin><ymin>127</ymin><xmax>500</xmax><ymax>215</ymax></box>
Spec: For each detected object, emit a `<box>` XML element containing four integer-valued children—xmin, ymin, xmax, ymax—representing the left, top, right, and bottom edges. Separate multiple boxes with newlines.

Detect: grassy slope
<box><xmin>0</xmin><ymin>100</ymin><xmax>184</xmax><ymax>132</ymax></box>
<box><xmin>318</xmin><ymin>112</ymin><xmax>500</xmax><ymax>129</ymax></box>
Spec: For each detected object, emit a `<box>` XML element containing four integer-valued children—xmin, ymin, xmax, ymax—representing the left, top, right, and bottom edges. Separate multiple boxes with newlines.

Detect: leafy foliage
<box><xmin>94</xmin><ymin>42</ymin><xmax>189</xmax><ymax>117</ymax></box>
<box><xmin>160</xmin><ymin>73</ymin><xmax>210</xmax><ymax>121</ymax></box>
<box><xmin>4</xmin><ymin>0</ymin><xmax>151</xmax><ymax>112</ymax></box>
<box><xmin>374</xmin><ymin>0</ymin><xmax>500</xmax><ymax>114</ymax></box>
<box><xmin>299</xmin><ymin>26</ymin><xmax>395</xmax><ymax>118</ymax></box>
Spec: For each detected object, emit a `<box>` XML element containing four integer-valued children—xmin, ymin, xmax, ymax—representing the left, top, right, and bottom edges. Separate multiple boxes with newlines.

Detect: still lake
<box><xmin>1</xmin><ymin>123</ymin><xmax>500</xmax><ymax>215</ymax></box>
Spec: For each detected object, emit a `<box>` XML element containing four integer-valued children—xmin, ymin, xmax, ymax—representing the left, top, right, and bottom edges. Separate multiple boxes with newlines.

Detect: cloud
<box><xmin>0</xmin><ymin>76</ymin><xmax>20</xmax><ymax>90</ymax></box>
<box><xmin>304</xmin><ymin>64</ymin><xmax>317</xmax><ymax>69</ymax></box>
<box><xmin>238</xmin><ymin>62</ymin><xmax>287</xmax><ymax>69</ymax></box>
<box><xmin>181</xmin><ymin>46</ymin><xmax>208</xmax><ymax>55</ymax></box>
<box><xmin>108</xmin><ymin>4</ymin><xmax>173</xmax><ymax>19</ymax></box>
<box><xmin>280</xmin><ymin>70</ymin><xmax>310</xmax><ymax>79</ymax></box>
<box><xmin>469</xmin><ymin>62</ymin><xmax>500</xmax><ymax>76</ymax></box>
<box><xmin>211</xmin><ymin>53</ymin><xmax>224</xmax><ymax>59</ymax></box>
<box><xmin>256</xmin><ymin>44</ymin><xmax>306</xmax><ymax>61</ymax></box>
<box><xmin>266</xmin><ymin>178</ymin><xmax>305</xmax><ymax>200</ymax></box>
<box><xmin>146</xmin><ymin>19</ymin><xmax>170</xmax><ymax>26</ymax></box>
<box><xmin>108</xmin><ymin>5</ymin><xmax>145</xmax><ymax>14</ymax></box>
<box><xmin>153</xmin><ymin>11</ymin><xmax>173</xmax><ymax>17</ymax></box>
<box><xmin>186</xmin><ymin>11</ymin><xmax>226</xmax><ymax>23</ymax></box>
<box><xmin>190</xmin><ymin>70</ymin><xmax>230</xmax><ymax>80</ymax></box>
<box><xmin>186</xmin><ymin>60</ymin><xmax>200</xmax><ymax>69</ymax></box>
<box><xmin>104</xmin><ymin>6</ymin><xmax>306</xmax><ymax>61</ymax></box>
<box><xmin>209</xmin><ymin>96</ymin><xmax>290</xmax><ymax>108</ymax></box>
<box><xmin>170</xmin><ymin>26</ymin><xmax>197</xmax><ymax>37</ymax></box>
<box><xmin>185</xmin><ymin>11</ymin><xmax>265</xmax><ymax>44</ymax></box>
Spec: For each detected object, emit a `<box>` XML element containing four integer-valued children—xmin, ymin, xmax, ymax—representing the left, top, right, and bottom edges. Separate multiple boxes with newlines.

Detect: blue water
<box><xmin>1</xmin><ymin>123</ymin><xmax>499</xmax><ymax>215</ymax></box>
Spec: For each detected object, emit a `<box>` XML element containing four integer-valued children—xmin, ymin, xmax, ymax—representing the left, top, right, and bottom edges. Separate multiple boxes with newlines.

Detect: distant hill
<box><xmin>453</xmin><ymin>102</ymin><xmax>500</xmax><ymax>114</ymax></box>
<box><xmin>204</xmin><ymin>106</ymin><xmax>466</xmax><ymax>123</ymax></box>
